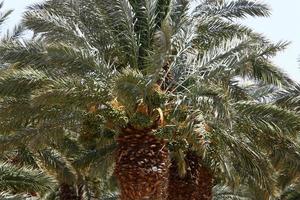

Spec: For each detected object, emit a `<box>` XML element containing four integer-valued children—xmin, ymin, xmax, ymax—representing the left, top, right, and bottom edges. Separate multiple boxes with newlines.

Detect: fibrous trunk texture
<box><xmin>59</xmin><ymin>184</ymin><xmax>79</xmax><ymax>200</ymax></box>
<box><xmin>168</xmin><ymin>151</ymin><xmax>213</xmax><ymax>200</ymax></box>
<box><xmin>115</xmin><ymin>128</ymin><xmax>170</xmax><ymax>200</ymax></box>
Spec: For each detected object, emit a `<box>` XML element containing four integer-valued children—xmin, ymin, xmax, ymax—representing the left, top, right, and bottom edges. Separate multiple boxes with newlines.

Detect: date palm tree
<box><xmin>0</xmin><ymin>0</ymin><xmax>299</xmax><ymax>199</ymax></box>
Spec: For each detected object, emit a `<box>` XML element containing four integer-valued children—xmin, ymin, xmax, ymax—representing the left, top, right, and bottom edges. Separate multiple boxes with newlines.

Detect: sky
<box><xmin>1</xmin><ymin>0</ymin><xmax>300</xmax><ymax>82</ymax></box>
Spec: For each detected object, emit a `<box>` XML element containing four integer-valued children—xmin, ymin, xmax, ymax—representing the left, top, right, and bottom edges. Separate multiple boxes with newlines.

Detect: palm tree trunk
<box><xmin>114</xmin><ymin>127</ymin><xmax>170</xmax><ymax>200</ymax></box>
<box><xmin>168</xmin><ymin>151</ymin><xmax>213</xmax><ymax>200</ymax></box>
<box><xmin>59</xmin><ymin>183</ymin><xmax>79</xmax><ymax>200</ymax></box>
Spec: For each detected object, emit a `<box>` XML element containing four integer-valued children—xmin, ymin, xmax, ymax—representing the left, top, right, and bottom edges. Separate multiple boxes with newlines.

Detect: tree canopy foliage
<box><xmin>0</xmin><ymin>0</ymin><xmax>299</xmax><ymax>199</ymax></box>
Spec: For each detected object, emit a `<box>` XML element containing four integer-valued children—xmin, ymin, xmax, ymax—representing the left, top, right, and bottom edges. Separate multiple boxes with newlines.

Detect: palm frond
<box><xmin>37</xmin><ymin>149</ymin><xmax>77</xmax><ymax>185</ymax></box>
<box><xmin>258</xmin><ymin>41</ymin><xmax>290</xmax><ymax>58</ymax></box>
<box><xmin>213</xmin><ymin>185</ymin><xmax>251</xmax><ymax>200</ymax></box>
<box><xmin>0</xmin><ymin>127</ymin><xmax>65</xmax><ymax>152</ymax></box>
<box><xmin>0</xmin><ymin>67</ymin><xmax>49</xmax><ymax>97</ymax></box>
<box><xmin>24</xmin><ymin>7</ymin><xmax>91</xmax><ymax>48</ymax></box>
<box><xmin>0</xmin><ymin>2</ymin><xmax>13</xmax><ymax>28</ymax></box>
<box><xmin>244</xmin><ymin>84</ymin><xmax>277</xmax><ymax>102</ymax></box>
<box><xmin>275</xmin><ymin>84</ymin><xmax>300</xmax><ymax>112</ymax></box>
<box><xmin>234</xmin><ymin>101</ymin><xmax>300</xmax><ymax>137</ymax></box>
<box><xmin>0</xmin><ymin>130</ymin><xmax>39</xmax><ymax>152</ymax></box>
<box><xmin>0</xmin><ymin>191</ymin><xmax>29</xmax><ymax>200</ymax></box>
<box><xmin>31</xmin><ymin>74</ymin><xmax>109</xmax><ymax>109</ymax></box>
<box><xmin>130</xmin><ymin>0</ymin><xmax>158</xmax><ymax>66</ymax></box>
<box><xmin>0</xmin><ymin>40</ymin><xmax>111</xmax><ymax>76</ymax></box>
<box><xmin>213</xmin><ymin>129</ymin><xmax>277</xmax><ymax>195</ymax></box>
<box><xmin>170</xmin><ymin>0</ymin><xmax>190</xmax><ymax>34</ymax></box>
<box><xmin>41</xmin><ymin>188</ymin><xmax>59</xmax><ymax>200</ymax></box>
<box><xmin>0</xmin><ymin>97</ymin><xmax>83</xmax><ymax>132</ymax></box>
<box><xmin>73</xmin><ymin>143</ymin><xmax>117</xmax><ymax>170</ymax></box>
<box><xmin>10</xmin><ymin>147</ymin><xmax>39</xmax><ymax>169</ymax></box>
<box><xmin>96</xmin><ymin>0</ymin><xmax>139</xmax><ymax>68</ymax></box>
<box><xmin>100</xmin><ymin>192</ymin><xmax>120</xmax><ymax>200</ymax></box>
<box><xmin>0</xmin><ymin>162</ymin><xmax>56</xmax><ymax>194</ymax></box>
<box><xmin>194</xmin><ymin>0</ymin><xmax>270</xmax><ymax>19</ymax></box>
<box><xmin>155</xmin><ymin>0</ymin><xmax>172</xmax><ymax>28</ymax></box>
<box><xmin>241</xmin><ymin>58</ymin><xmax>292</xmax><ymax>86</ymax></box>
<box><xmin>1</xmin><ymin>25</ymin><xmax>25</xmax><ymax>42</ymax></box>
<box><xmin>280</xmin><ymin>182</ymin><xmax>300</xmax><ymax>200</ymax></box>
<box><xmin>195</xmin><ymin>18</ymin><xmax>254</xmax><ymax>51</ymax></box>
